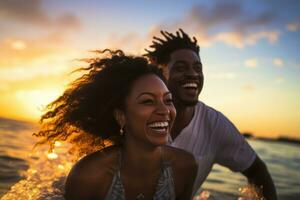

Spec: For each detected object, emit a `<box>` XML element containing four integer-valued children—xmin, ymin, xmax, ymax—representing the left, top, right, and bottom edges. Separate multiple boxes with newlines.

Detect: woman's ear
<box><xmin>113</xmin><ymin>109</ymin><xmax>126</xmax><ymax>127</ymax></box>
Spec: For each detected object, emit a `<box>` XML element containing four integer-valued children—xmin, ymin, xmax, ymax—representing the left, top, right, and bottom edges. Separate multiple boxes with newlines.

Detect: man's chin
<box><xmin>180</xmin><ymin>99</ymin><xmax>198</xmax><ymax>107</ymax></box>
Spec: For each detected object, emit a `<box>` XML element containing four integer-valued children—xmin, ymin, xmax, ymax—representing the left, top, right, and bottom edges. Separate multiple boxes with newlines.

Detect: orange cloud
<box><xmin>145</xmin><ymin>2</ymin><xmax>279</xmax><ymax>49</ymax></box>
<box><xmin>242</xmin><ymin>84</ymin><xmax>256</xmax><ymax>91</ymax></box>
<box><xmin>0</xmin><ymin>0</ymin><xmax>81</xmax><ymax>31</ymax></box>
<box><xmin>286</xmin><ymin>22</ymin><xmax>300</xmax><ymax>32</ymax></box>
<box><xmin>273</xmin><ymin>58</ymin><xmax>284</xmax><ymax>67</ymax></box>
<box><xmin>0</xmin><ymin>0</ymin><xmax>50</xmax><ymax>26</ymax></box>
<box><xmin>194</xmin><ymin>29</ymin><xmax>280</xmax><ymax>48</ymax></box>
<box><xmin>210</xmin><ymin>72</ymin><xmax>236</xmax><ymax>80</ymax></box>
<box><xmin>105</xmin><ymin>32</ymin><xmax>145</xmax><ymax>54</ymax></box>
<box><xmin>0</xmin><ymin>33</ymin><xmax>80</xmax><ymax>69</ymax></box>
<box><xmin>245</xmin><ymin>58</ymin><xmax>258</xmax><ymax>68</ymax></box>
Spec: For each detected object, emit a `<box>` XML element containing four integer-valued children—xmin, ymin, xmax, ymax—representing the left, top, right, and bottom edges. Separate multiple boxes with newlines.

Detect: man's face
<box><xmin>166</xmin><ymin>49</ymin><xmax>203</xmax><ymax>107</ymax></box>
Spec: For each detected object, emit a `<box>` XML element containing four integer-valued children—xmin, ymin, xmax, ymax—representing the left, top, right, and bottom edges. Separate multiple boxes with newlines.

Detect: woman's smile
<box><xmin>123</xmin><ymin>74</ymin><xmax>176</xmax><ymax>146</ymax></box>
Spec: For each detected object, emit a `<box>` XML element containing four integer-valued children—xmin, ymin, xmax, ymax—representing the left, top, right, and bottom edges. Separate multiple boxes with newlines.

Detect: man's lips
<box><xmin>180</xmin><ymin>81</ymin><xmax>199</xmax><ymax>90</ymax></box>
<box><xmin>181</xmin><ymin>82</ymin><xmax>198</xmax><ymax>89</ymax></box>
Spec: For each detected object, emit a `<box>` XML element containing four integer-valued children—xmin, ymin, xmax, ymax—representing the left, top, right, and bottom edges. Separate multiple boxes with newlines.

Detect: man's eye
<box><xmin>194</xmin><ymin>65</ymin><xmax>202</xmax><ymax>72</ymax></box>
<box><xmin>174</xmin><ymin>65</ymin><xmax>186</xmax><ymax>72</ymax></box>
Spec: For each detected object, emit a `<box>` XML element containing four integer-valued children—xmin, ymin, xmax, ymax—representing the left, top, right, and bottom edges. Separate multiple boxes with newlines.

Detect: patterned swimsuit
<box><xmin>104</xmin><ymin>149</ymin><xmax>176</xmax><ymax>200</ymax></box>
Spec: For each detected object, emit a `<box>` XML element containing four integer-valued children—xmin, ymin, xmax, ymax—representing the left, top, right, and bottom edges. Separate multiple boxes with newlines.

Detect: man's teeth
<box><xmin>182</xmin><ymin>83</ymin><xmax>198</xmax><ymax>88</ymax></box>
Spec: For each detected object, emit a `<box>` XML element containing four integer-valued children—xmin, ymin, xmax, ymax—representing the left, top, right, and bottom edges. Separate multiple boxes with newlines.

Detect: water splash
<box><xmin>193</xmin><ymin>190</ymin><xmax>215</xmax><ymax>200</ymax></box>
<box><xmin>193</xmin><ymin>185</ymin><xmax>265</xmax><ymax>200</ymax></box>
<box><xmin>238</xmin><ymin>185</ymin><xmax>265</xmax><ymax>200</ymax></box>
<box><xmin>1</xmin><ymin>142</ymin><xmax>74</xmax><ymax>200</ymax></box>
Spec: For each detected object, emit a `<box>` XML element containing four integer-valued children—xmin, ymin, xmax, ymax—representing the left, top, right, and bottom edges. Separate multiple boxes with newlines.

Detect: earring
<box><xmin>120</xmin><ymin>126</ymin><xmax>124</xmax><ymax>135</ymax></box>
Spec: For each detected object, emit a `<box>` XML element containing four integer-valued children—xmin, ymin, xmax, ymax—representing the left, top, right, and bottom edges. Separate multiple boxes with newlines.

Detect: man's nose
<box><xmin>184</xmin><ymin>67</ymin><xmax>199</xmax><ymax>78</ymax></box>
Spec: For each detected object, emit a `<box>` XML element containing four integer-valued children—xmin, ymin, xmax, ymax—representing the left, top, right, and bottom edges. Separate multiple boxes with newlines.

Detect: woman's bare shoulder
<box><xmin>163</xmin><ymin>146</ymin><xmax>198</xmax><ymax>199</ymax></box>
<box><xmin>65</xmin><ymin>146</ymin><xmax>119</xmax><ymax>199</ymax></box>
<box><xmin>70</xmin><ymin>146</ymin><xmax>118</xmax><ymax>175</ymax></box>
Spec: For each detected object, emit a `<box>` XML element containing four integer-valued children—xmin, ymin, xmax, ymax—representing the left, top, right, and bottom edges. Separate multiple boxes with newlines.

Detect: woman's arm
<box><xmin>176</xmin><ymin>157</ymin><xmax>198</xmax><ymax>200</ymax></box>
<box><xmin>65</xmin><ymin>166</ymin><xmax>94</xmax><ymax>200</ymax></box>
<box><xmin>167</xmin><ymin>146</ymin><xmax>198</xmax><ymax>200</ymax></box>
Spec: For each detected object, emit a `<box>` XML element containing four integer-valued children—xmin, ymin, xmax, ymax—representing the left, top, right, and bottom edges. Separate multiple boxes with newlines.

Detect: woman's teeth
<box><xmin>148</xmin><ymin>122</ymin><xmax>169</xmax><ymax>132</ymax></box>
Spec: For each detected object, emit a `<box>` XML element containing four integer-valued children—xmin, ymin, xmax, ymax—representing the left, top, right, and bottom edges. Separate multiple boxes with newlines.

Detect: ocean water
<box><xmin>0</xmin><ymin>117</ymin><xmax>299</xmax><ymax>199</ymax></box>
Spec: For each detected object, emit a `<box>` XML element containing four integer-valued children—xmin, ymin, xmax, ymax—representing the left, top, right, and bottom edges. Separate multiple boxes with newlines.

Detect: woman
<box><xmin>36</xmin><ymin>50</ymin><xmax>197</xmax><ymax>200</ymax></box>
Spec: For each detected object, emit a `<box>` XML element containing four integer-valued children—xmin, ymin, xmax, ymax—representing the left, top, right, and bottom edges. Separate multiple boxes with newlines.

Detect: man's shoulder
<box><xmin>194</xmin><ymin>101</ymin><xmax>237</xmax><ymax>138</ymax></box>
<box><xmin>195</xmin><ymin>101</ymin><xmax>224</xmax><ymax>124</ymax></box>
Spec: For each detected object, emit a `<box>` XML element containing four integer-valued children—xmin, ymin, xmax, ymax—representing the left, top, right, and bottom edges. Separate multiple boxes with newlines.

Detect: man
<box><xmin>145</xmin><ymin>29</ymin><xmax>277</xmax><ymax>199</ymax></box>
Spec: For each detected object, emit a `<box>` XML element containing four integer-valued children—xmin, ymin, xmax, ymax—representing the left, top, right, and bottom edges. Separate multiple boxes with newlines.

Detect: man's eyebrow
<box><xmin>173</xmin><ymin>60</ymin><xmax>188</xmax><ymax>65</ymax></box>
<box><xmin>173</xmin><ymin>60</ymin><xmax>201</xmax><ymax>65</ymax></box>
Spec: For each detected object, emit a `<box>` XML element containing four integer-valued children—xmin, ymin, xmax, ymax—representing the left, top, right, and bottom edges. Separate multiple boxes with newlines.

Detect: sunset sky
<box><xmin>0</xmin><ymin>0</ymin><xmax>299</xmax><ymax>139</ymax></box>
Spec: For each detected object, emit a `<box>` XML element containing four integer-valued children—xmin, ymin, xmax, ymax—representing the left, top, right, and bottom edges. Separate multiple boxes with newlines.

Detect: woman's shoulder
<box><xmin>65</xmin><ymin>145</ymin><xmax>119</xmax><ymax>199</ymax></box>
<box><xmin>163</xmin><ymin>146</ymin><xmax>198</xmax><ymax>198</ymax></box>
<box><xmin>71</xmin><ymin>145</ymin><xmax>119</xmax><ymax>174</ymax></box>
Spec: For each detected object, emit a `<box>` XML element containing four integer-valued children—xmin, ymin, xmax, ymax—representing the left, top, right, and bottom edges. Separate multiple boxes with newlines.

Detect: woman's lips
<box><xmin>147</xmin><ymin>121</ymin><xmax>169</xmax><ymax>135</ymax></box>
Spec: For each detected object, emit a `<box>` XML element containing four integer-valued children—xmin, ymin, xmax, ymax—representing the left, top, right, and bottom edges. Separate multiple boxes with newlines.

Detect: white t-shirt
<box><xmin>168</xmin><ymin>101</ymin><xmax>256</xmax><ymax>194</ymax></box>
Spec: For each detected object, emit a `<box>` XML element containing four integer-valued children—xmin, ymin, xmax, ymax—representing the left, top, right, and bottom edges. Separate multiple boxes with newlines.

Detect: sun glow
<box><xmin>14</xmin><ymin>89</ymin><xmax>63</xmax><ymax>121</ymax></box>
<box><xmin>11</xmin><ymin>40</ymin><xmax>27</xmax><ymax>50</ymax></box>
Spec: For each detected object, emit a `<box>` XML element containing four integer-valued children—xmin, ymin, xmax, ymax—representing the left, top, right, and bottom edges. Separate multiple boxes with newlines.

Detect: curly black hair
<box><xmin>144</xmin><ymin>29</ymin><xmax>200</xmax><ymax>65</ymax></box>
<box><xmin>34</xmin><ymin>49</ymin><xmax>165</xmax><ymax>157</ymax></box>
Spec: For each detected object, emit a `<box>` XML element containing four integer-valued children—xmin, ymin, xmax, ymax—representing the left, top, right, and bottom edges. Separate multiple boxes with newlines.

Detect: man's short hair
<box><xmin>144</xmin><ymin>28</ymin><xmax>200</xmax><ymax>65</ymax></box>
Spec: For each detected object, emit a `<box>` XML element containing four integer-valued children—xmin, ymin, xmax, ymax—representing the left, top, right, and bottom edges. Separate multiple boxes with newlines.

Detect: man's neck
<box><xmin>171</xmin><ymin>104</ymin><xmax>195</xmax><ymax>140</ymax></box>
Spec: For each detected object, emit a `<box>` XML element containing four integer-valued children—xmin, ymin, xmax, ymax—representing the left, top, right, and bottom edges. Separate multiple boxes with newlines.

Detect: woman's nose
<box><xmin>156</xmin><ymin>102</ymin><xmax>170</xmax><ymax>115</ymax></box>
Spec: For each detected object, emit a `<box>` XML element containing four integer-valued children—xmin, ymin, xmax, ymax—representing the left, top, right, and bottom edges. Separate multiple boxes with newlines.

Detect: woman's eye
<box><xmin>141</xmin><ymin>99</ymin><xmax>154</xmax><ymax>104</ymax></box>
<box><xmin>165</xmin><ymin>98</ymin><xmax>173</xmax><ymax>105</ymax></box>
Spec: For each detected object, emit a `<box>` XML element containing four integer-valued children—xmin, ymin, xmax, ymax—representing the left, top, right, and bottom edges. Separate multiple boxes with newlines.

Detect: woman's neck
<box><xmin>121</xmin><ymin>137</ymin><xmax>162</xmax><ymax>176</ymax></box>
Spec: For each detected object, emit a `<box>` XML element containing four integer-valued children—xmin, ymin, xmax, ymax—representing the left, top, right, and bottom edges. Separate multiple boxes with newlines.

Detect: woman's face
<box><xmin>123</xmin><ymin>74</ymin><xmax>176</xmax><ymax>147</ymax></box>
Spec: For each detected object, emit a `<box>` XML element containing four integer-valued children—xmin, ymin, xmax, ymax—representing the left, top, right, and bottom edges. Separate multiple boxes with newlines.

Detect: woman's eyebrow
<box><xmin>136</xmin><ymin>92</ymin><xmax>154</xmax><ymax>99</ymax></box>
<box><xmin>136</xmin><ymin>91</ymin><xmax>171</xmax><ymax>99</ymax></box>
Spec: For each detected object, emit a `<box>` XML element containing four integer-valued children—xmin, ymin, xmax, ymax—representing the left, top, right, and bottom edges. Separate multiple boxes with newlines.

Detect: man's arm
<box><xmin>210</xmin><ymin>109</ymin><xmax>277</xmax><ymax>200</ymax></box>
<box><xmin>242</xmin><ymin>155</ymin><xmax>277</xmax><ymax>200</ymax></box>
